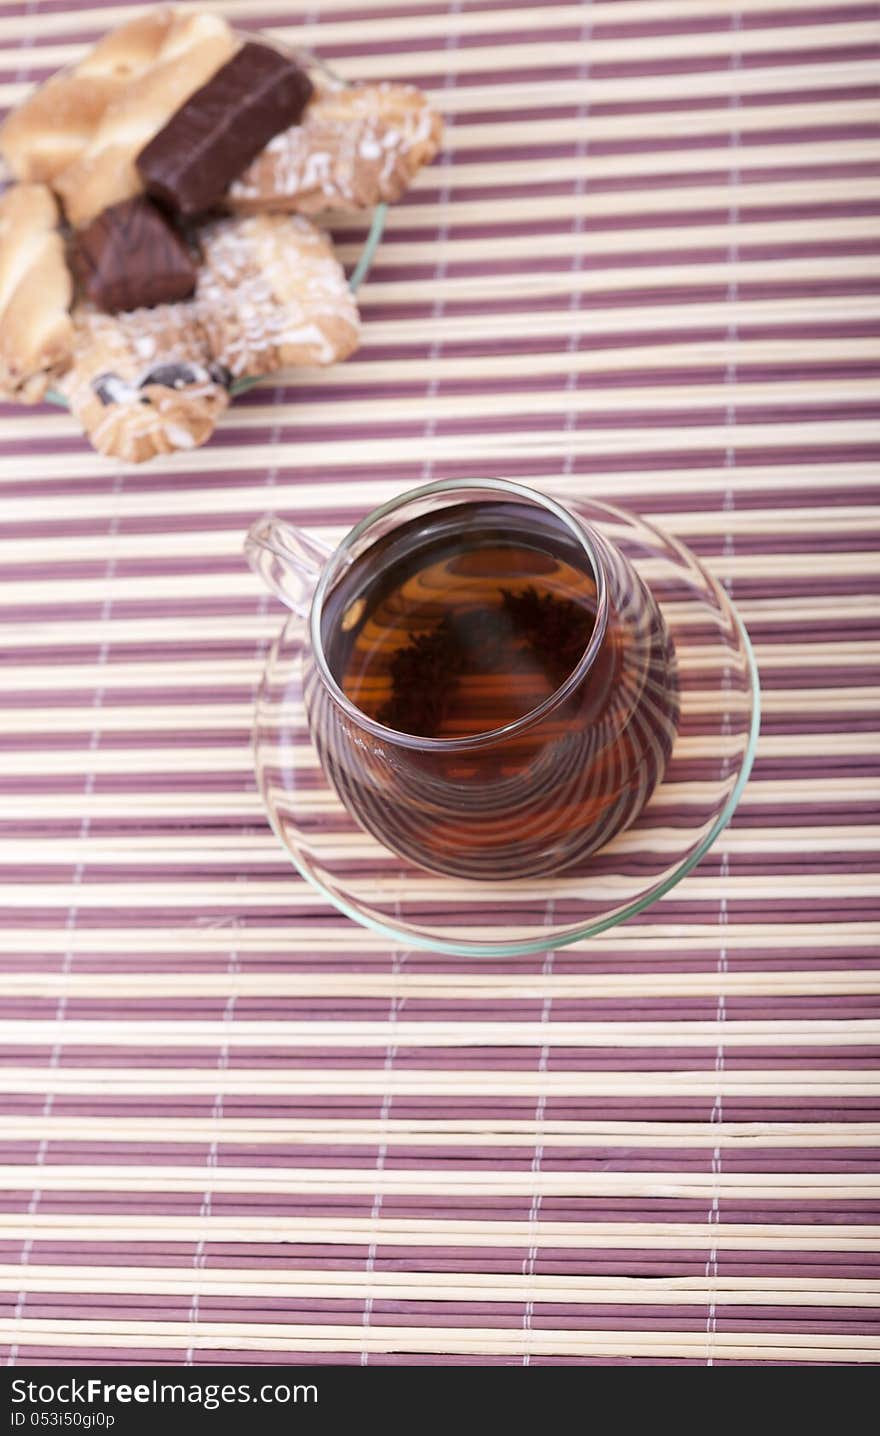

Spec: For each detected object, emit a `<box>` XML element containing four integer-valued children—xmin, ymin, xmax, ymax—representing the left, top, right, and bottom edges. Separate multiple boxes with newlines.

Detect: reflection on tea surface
<box><xmin>324</xmin><ymin>500</ymin><xmax>598</xmax><ymax>738</ymax></box>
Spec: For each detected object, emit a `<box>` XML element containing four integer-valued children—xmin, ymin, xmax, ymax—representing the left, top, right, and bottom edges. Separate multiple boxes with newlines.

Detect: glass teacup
<box><xmin>246</xmin><ymin>478</ymin><xmax>680</xmax><ymax>881</ymax></box>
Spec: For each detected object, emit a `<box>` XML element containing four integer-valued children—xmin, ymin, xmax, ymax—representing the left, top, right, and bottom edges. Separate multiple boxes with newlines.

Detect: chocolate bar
<box><xmin>71</xmin><ymin>195</ymin><xmax>197</xmax><ymax>313</ymax></box>
<box><xmin>137</xmin><ymin>42</ymin><xmax>314</xmax><ymax>218</ymax></box>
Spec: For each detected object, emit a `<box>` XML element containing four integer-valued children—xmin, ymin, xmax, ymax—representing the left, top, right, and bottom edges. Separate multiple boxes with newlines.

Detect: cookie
<box><xmin>0</xmin><ymin>8</ymin><xmax>235</xmax><ymax>189</ymax></box>
<box><xmin>0</xmin><ymin>75</ymin><xmax>121</xmax><ymax>187</ymax></box>
<box><xmin>0</xmin><ymin>184</ymin><xmax>73</xmax><ymax>403</ymax></box>
<box><xmin>52</xmin><ymin>11</ymin><xmax>238</xmax><ymax>228</ymax></box>
<box><xmin>195</xmin><ymin>213</ymin><xmax>360</xmax><ymax>377</ymax></box>
<box><xmin>60</xmin><ymin>304</ymin><xmax>230</xmax><ymax>463</ymax></box>
<box><xmin>226</xmin><ymin>81</ymin><xmax>442</xmax><ymax>215</ymax></box>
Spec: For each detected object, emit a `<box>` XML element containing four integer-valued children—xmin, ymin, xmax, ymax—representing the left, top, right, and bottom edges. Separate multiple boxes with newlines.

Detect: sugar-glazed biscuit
<box><xmin>52</xmin><ymin>10</ymin><xmax>237</xmax><ymax>228</ymax></box>
<box><xmin>0</xmin><ymin>184</ymin><xmax>73</xmax><ymax>402</ymax></box>
<box><xmin>60</xmin><ymin>304</ymin><xmax>230</xmax><ymax>463</ymax></box>
<box><xmin>226</xmin><ymin>81</ymin><xmax>442</xmax><ymax>215</ymax></box>
<box><xmin>0</xmin><ymin>8</ymin><xmax>236</xmax><ymax>188</ymax></box>
<box><xmin>195</xmin><ymin>213</ymin><xmax>360</xmax><ymax>377</ymax></box>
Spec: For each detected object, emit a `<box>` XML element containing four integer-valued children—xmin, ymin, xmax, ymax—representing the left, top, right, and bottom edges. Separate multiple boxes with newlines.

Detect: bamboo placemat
<box><xmin>0</xmin><ymin>0</ymin><xmax>878</xmax><ymax>1367</ymax></box>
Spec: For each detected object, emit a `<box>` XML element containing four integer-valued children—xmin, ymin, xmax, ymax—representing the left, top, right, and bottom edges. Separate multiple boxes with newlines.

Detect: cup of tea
<box><xmin>246</xmin><ymin>479</ymin><xmax>680</xmax><ymax>881</ymax></box>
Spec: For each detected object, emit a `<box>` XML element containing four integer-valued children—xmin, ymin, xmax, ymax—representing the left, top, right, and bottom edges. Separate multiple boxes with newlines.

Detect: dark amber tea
<box><xmin>313</xmin><ymin>498</ymin><xmax>679</xmax><ymax>881</ymax></box>
<box><xmin>323</xmin><ymin>500</ymin><xmax>598</xmax><ymax>739</ymax></box>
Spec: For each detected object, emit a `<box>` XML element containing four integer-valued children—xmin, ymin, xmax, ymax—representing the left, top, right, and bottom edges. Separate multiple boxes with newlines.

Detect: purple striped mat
<box><xmin>0</xmin><ymin>0</ymin><xmax>878</xmax><ymax>1366</ymax></box>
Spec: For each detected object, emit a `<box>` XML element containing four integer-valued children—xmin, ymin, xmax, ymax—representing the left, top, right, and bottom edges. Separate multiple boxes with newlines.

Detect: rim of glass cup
<box><xmin>307</xmin><ymin>476</ymin><xmax>610</xmax><ymax>753</ymax></box>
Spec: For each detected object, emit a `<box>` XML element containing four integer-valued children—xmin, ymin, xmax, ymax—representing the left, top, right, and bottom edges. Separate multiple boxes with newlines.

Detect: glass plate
<box><xmin>255</xmin><ymin>492</ymin><xmax>761</xmax><ymax>956</ymax></box>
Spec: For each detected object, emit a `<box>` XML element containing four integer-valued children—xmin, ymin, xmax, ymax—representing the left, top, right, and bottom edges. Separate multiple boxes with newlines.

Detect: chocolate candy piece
<box><xmin>72</xmin><ymin>196</ymin><xmax>197</xmax><ymax>313</ymax></box>
<box><xmin>137</xmin><ymin>42</ymin><xmax>313</xmax><ymax>218</ymax></box>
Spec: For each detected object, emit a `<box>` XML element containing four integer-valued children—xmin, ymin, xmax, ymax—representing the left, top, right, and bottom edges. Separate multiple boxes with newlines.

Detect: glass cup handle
<box><xmin>244</xmin><ymin>514</ymin><xmax>335</xmax><ymax>618</ymax></box>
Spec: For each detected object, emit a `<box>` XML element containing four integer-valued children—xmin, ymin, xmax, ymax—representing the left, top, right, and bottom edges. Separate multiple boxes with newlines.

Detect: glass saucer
<box><xmin>255</xmin><ymin>493</ymin><xmax>760</xmax><ymax>957</ymax></box>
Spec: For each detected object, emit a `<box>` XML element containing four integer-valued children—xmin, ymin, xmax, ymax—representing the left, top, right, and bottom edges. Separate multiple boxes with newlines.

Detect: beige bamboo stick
<box><xmin>0</xmin><ymin>1072</ymin><xmax>875</xmax><ymax>1097</ymax></box>
<box><xmin>0</xmin><ymin>873</ymin><xmax>876</xmax><ymax>913</ymax></box>
<box><xmin>1</xmin><ymin>1164</ymin><xmax>879</xmax><ymax>1197</ymax></box>
<box><xmin>0</xmin><ymin>774</ymin><xmax>872</xmax><ymax>829</ymax></box>
<box><xmin>0</xmin><ymin>1320</ymin><xmax>876</xmax><ymax>1360</ymax></box>
<box><xmin>337</xmin><ymin>215</ymin><xmax>880</xmax><ymax>264</ymax></box>
<box><xmin>0</xmin><ymin>1213</ymin><xmax>874</xmax><ymax>1250</ymax></box>
<box><xmin>0</xmin><ymin>1018</ymin><xmax>875</xmax><ymax>1049</ymax></box>
<box><xmin>447</xmin><ymin>98</ymin><xmax>880</xmax><ymax>148</ymax></box>
<box><xmin>2</xmin><ymin>969</ymin><xmax>876</xmax><ymax>998</ymax></box>
<box><xmin>378</xmin><ymin>176</ymin><xmax>878</xmax><ymax>227</ymax></box>
<box><xmin>4</xmin><ymin>732</ymin><xmax>876</xmax><ymax>776</ymax></box>
<box><xmin>0</xmin><ymin>919</ymin><xmax>874</xmax><ymax>953</ymax></box>
<box><xmin>1</xmin><ymin>1116</ymin><xmax>878</xmax><ymax>1147</ymax></box>
<box><xmin>0</xmin><ymin>824</ymin><xmax>876</xmax><ymax>864</ymax></box>
<box><xmin>421</xmin><ymin>141</ymin><xmax>880</xmax><ymax>192</ymax></box>
<box><xmin>0</xmin><ymin>1267</ymin><xmax>877</xmax><ymax>1305</ymax></box>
